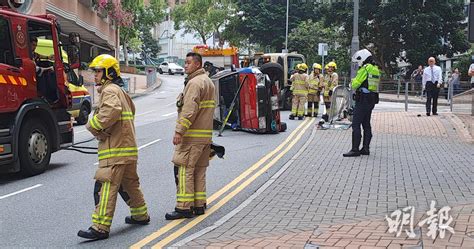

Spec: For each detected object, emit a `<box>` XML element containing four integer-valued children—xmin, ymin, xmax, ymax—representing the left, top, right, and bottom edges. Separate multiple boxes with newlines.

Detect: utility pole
<box><xmin>284</xmin><ymin>0</ymin><xmax>289</xmax><ymax>53</ymax></box>
<box><xmin>350</xmin><ymin>0</ymin><xmax>360</xmax><ymax>79</ymax></box>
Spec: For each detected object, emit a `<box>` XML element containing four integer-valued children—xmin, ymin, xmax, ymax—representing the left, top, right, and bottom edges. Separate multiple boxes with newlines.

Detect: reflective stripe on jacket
<box><xmin>290</xmin><ymin>73</ymin><xmax>309</xmax><ymax>97</ymax></box>
<box><xmin>86</xmin><ymin>81</ymin><xmax>138</xmax><ymax>166</ymax></box>
<box><xmin>308</xmin><ymin>73</ymin><xmax>323</xmax><ymax>95</ymax></box>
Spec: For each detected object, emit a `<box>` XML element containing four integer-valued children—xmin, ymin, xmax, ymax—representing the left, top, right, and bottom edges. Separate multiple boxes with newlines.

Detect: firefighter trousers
<box><xmin>306</xmin><ymin>94</ymin><xmax>319</xmax><ymax>116</ymax></box>
<box><xmin>172</xmin><ymin>143</ymin><xmax>210</xmax><ymax>210</ymax></box>
<box><xmin>92</xmin><ymin>162</ymin><xmax>148</xmax><ymax>232</ymax></box>
<box><xmin>291</xmin><ymin>95</ymin><xmax>307</xmax><ymax>117</ymax></box>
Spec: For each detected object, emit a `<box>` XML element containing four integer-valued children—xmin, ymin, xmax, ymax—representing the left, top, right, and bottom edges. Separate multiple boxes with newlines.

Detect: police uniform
<box><xmin>166</xmin><ymin>68</ymin><xmax>216</xmax><ymax>219</ymax></box>
<box><xmin>343</xmin><ymin>51</ymin><xmax>380</xmax><ymax>157</ymax></box>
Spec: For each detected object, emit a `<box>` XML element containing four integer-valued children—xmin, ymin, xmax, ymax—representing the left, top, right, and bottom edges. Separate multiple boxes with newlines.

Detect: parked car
<box><xmin>158</xmin><ymin>62</ymin><xmax>184</xmax><ymax>75</ymax></box>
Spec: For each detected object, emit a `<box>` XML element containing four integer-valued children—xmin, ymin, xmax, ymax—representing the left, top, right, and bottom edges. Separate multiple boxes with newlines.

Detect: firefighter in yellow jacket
<box><xmin>289</xmin><ymin>63</ymin><xmax>309</xmax><ymax>120</ymax></box>
<box><xmin>78</xmin><ymin>54</ymin><xmax>149</xmax><ymax>240</ymax></box>
<box><xmin>322</xmin><ymin>61</ymin><xmax>338</xmax><ymax>120</ymax></box>
<box><xmin>307</xmin><ymin>63</ymin><xmax>323</xmax><ymax>117</ymax></box>
<box><xmin>165</xmin><ymin>52</ymin><xmax>216</xmax><ymax>220</ymax></box>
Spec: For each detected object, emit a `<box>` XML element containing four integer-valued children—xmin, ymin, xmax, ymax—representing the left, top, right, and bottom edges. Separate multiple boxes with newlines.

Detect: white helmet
<box><xmin>352</xmin><ymin>49</ymin><xmax>372</xmax><ymax>67</ymax></box>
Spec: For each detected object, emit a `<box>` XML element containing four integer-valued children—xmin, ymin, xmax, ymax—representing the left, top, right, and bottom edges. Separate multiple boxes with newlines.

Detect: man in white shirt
<box><xmin>468</xmin><ymin>58</ymin><xmax>474</xmax><ymax>88</ymax></box>
<box><xmin>422</xmin><ymin>57</ymin><xmax>442</xmax><ymax>116</ymax></box>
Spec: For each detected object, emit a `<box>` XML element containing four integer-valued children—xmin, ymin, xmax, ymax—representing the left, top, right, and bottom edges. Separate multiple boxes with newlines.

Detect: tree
<box><xmin>140</xmin><ymin>30</ymin><xmax>161</xmax><ymax>59</ymax></box>
<box><xmin>172</xmin><ymin>0</ymin><xmax>236</xmax><ymax>46</ymax></box>
<box><xmin>288</xmin><ymin>19</ymin><xmax>351</xmax><ymax>76</ymax></box>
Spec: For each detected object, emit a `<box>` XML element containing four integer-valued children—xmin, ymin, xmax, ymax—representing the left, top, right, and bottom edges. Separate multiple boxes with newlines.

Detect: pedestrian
<box><xmin>411</xmin><ymin>65</ymin><xmax>423</xmax><ymax>97</ymax></box>
<box><xmin>322</xmin><ymin>61</ymin><xmax>338</xmax><ymax>121</ymax></box>
<box><xmin>165</xmin><ymin>52</ymin><xmax>216</xmax><ymax>220</ymax></box>
<box><xmin>78</xmin><ymin>54</ymin><xmax>150</xmax><ymax>240</ymax></box>
<box><xmin>468</xmin><ymin>57</ymin><xmax>474</xmax><ymax>89</ymax></box>
<box><xmin>343</xmin><ymin>49</ymin><xmax>380</xmax><ymax>157</ymax></box>
<box><xmin>289</xmin><ymin>63</ymin><xmax>309</xmax><ymax>120</ymax></box>
<box><xmin>449</xmin><ymin>68</ymin><xmax>461</xmax><ymax>96</ymax></box>
<box><xmin>422</xmin><ymin>57</ymin><xmax>442</xmax><ymax>116</ymax></box>
<box><xmin>306</xmin><ymin>63</ymin><xmax>323</xmax><ymax>117</ymax></box>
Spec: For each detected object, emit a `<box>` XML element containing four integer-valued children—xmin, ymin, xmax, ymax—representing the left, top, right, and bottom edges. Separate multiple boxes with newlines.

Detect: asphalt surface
<box><xmin>0</xmin><ymin>74</ymin><xmax>312</xmax><ymax>248</ymax></box>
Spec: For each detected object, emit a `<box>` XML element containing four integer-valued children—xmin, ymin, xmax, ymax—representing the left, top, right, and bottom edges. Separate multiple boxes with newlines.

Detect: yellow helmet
<box><xmin>89</xmin><ymin>54</ymin><xmax>121</xmax><ymax>80</ymax></box>
<box><xmin>299</xmin><ymin>63</ymin><xmax>308</xmax><ymax>71</ymax></box>
<box><xmin>327</xmin><ymin>61</ymin><xmax>337</xmax><ymax>70</ymax></box>
<box><xmin>312</xmin><ymin>63</ymin><xmax>322</xmax><ymax>70</ymax></box>
<box><xmin>295</xmin><ymin>63</ymin><xmax>301</xmax><ymax>70</ymax></box>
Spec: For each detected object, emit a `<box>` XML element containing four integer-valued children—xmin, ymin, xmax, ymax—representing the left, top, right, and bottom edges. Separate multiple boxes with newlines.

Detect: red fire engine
<box><xmin>0</xmin><ymin>1</ymin><xmax>81</xmax><ymax>175</ymax></box>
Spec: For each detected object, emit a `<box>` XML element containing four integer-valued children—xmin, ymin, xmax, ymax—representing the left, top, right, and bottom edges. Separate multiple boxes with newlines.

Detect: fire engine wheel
<box><xmin>76</xmin><ymin>104</ymin><xmax>90</xmax><ymax>125</ymax></box>
<box><xmin>19</xmin><ymin>120</ymin><xmax>51</xmax><ymax>176</ymax></box>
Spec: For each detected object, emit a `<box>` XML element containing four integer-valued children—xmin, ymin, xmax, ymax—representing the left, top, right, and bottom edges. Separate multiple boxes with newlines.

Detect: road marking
<box><xmin>136</xmin><ymin>110</ymin><xmax>156</xmax><ymax>117</ymax></box>
<box><xmin>94</xmin><ymin>138</ymin><xmax>162</xmax><ymax>165</ymax></box>
<box><xmin>162</xmin><ymin>112</ymin><xmax>176</xmax><ymax>117</ymax></box>
<box><xmin>166</xmin><ymin>102</ymin><xmax>176</xmax><ymax>107</ymax></box>
<box><xmin>152</xmin><ymin>119</ymin><xmax>314</xmax><ymax>248</ymax></box>
<box><xmin>173</xmin><ymin>122</ymin><xmax>317</xmax><ymax>247</ymax></box>
<box><xmin>130</xmin><ymin>118</ymin><xmax>311</xmax><ymax>248</ymax></box>
<box><xmin>0</xmin><ymin>184</ymin><xmax>43</xmax><ymax>200</ymax></box>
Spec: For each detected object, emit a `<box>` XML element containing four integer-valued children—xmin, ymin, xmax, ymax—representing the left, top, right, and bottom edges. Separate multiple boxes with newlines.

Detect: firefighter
<box><xmin>322</xmin><ymin>61</ymin><xmax>338</xmax><ymax>121</ymax></box>
<box><xmin>307</xmin><ymin>63</ymin><xmax>323</xmax><ymax>117</ymax></box>
<box><xmin>78</xmin><ymin>54</ymin><xmax>150</xmax><ymax>240</ymax></box>
<box><xmin>343</xmin><ymin>49</ymin><xmax>380</xmax><ymax>157</ymax></box>
<box><xmin>289</xmin><ymin>63</ymin><xmax>309</xmax><ymax>120</ymax></box>
<box><xmin>165</xmin><ymin>52</ymin><xmax>216</xmax><ymax>220</ymax></box>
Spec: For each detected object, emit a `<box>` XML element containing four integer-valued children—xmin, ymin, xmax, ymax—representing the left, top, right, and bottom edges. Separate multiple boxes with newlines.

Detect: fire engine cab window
<box><xmin>27</xmin><ymin>21</ymin><xmax>53</xmax><ymax>61</ymax></box>
<box><xmin>0</xmin><ymin>18</ymin><xmax>15</xmax><ymax>66</ymax></box>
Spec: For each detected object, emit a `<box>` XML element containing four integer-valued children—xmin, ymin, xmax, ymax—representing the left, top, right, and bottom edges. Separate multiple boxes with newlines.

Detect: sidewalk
<box><xmin>379</xmin><ymin>93</ymin><xmax>450</xmax><ymax>106</ymax></box>
<box><xmin>82</xmin><ymin>72</ymin><xmax>161</xmax><ymax>107</ymax></box>
<box><xmin>181</xmin><ymin>111</ymin><xmax>474</xmax><ymax>248</ymax></box>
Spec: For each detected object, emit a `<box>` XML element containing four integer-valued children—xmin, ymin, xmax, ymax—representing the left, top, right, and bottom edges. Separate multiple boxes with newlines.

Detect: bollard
<box><xmin>133</xmin><ymin>77</ymin><xmax>137</xmax><ymax>94</ymax></box>
<box><xmin>405</xmin><ymin>80</ymin><xmax>408</xmax><ymax>112</ymax></box>
<box><xmin>397</xmin><ymin>77</ymin><xmax>401</xmax><ymax>99</ymax></box>
<box><xmin>448</xmin><ymin>82</ymin><xmax>453</xmax><ymax>112</ymax></box>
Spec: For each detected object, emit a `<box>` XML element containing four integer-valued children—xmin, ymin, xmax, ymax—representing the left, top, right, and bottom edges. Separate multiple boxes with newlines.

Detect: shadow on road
<box><xmin>0</xmin><ymin>163</ymin><xmax>68</xmax><ymax>185</ymax></box>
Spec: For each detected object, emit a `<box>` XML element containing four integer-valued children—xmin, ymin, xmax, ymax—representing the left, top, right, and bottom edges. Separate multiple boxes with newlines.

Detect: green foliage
<box><xmin>172</xmin><ymin>0</ymin><xmax>236</xmax><ymax>45</ymax></box>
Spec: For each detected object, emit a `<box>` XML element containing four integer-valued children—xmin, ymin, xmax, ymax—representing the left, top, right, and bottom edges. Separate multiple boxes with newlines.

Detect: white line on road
<box><xmin>162</xmin><ymin>112</ymin><xmax>176</xmax><ymax>117</ymax></box>
<box><xmin>0</xmin><ymin>184</ymin><xmax>43</xmax><ymax>200</ymax></box>
<box><xmin>166</xmin><ymin>102</ymin><xmax>176</xmax><ymax>107</ymax></box>
<box><xmin>93</xmin><ymin>138</ymin><xmax>162</xmax><ymax>165</ymax></box>
<box><xmin>136</xmin><ymin>110</ymin><xmax>156</xmax><ymax>117</ymax></box>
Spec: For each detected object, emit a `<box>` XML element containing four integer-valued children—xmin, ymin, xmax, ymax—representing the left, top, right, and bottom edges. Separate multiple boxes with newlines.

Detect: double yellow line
<box><xmin>131</xmin><ymin>118</ymin><xmax>315</xmax><ymax>249</ymax></box>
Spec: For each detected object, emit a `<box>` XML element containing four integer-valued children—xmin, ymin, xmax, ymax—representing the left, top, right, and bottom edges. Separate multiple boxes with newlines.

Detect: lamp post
<box><xmin>350</xmin><ymin>0</ymin><xmax>360</xmax><ymax>79</ymax></box>
<box><xmin>283</xmin><ymin>0</ymin><xmax>289</xmax><ymax>53</ymax></box>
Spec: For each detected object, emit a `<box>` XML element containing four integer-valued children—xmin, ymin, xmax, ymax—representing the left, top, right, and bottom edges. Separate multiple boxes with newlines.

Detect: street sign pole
<box><xmin>350</xmin><ymin>0</ymin><xmax>360</xmax><ymax>79</ymax></box>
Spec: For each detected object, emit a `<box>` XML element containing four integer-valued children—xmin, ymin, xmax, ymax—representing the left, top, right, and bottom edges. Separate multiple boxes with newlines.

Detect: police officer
<box><xmin>343</xmin><ymin>49</ymin><xmax>380</xmax><ymax>157</ymax></box>
<box><xmin>78</xmin><ymin>54</ymin><xmax>150</xmax><ymax>240</ymax></box>
<box><xmin>166</xmin><ymin>52</ymin><xmax>216</xmax><ymax>220</ymax></box>
<box><xmin>289</xmin><ymin>63</ymin><xmax>309</xmax><ymax>120</ymax></box>
<box><xmin>307</xmin><ymin>63</ymin><xmax>323</xmax><ymax>117</ymax></box>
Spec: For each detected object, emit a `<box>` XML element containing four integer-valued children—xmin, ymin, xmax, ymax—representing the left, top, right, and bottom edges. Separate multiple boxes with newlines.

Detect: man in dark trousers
<box><xmin>422</xmin><ymin>57</ymin><xmax>442</xmax><ymax>116</ymax></box>
<box><xmin>343</xmin><ymin>49</ymin><xmax>380</xmax><ymax>157</ymax></box>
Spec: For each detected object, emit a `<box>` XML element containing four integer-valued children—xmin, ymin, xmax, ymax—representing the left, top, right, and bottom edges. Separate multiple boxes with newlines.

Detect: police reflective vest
<box><xmin>351</xmin><ymin>64</ymin><xmax>381</xmax><ymax>93</ymax></box>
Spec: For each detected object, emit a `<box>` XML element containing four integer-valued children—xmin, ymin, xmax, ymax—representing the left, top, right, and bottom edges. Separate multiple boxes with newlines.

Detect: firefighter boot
<box><xmin>298</xmin><ymin>116</ymin><xmax>304</xmax><ymax>120</ymax></box>
<box><xmin>165</xmin><ymin>208</ymin><xmax>194</xmax><ymax>220</ymax></box>
<box><xmin>289</xmin><ymin>114</ymin><xmax>295</xmax><ymax>120</ymax></box>
<box><xmin>343</xmin><ymin>136</ymin><xmax>361</xmax><ymax>157</ymax></box>
<box><xmin>125</xmin><ymin>215</ymin><xmax>150</xmax><ymax>225</ymax></box>
<box><xmin>77</xmin><ymin>227</ymin><xmax>109</xmax><ymax>240</ymax></box>
<box><xmin>193</xmin><ymin>206</ymin><xmax>205</xmax><ymax>215</ymax></box>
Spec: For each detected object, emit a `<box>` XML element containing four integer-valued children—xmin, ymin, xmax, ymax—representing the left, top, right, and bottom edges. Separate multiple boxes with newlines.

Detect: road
<box><xmin>0</xmin><ymin>74</ymin><xmax>313</xmax><ymax>248</ymax></box>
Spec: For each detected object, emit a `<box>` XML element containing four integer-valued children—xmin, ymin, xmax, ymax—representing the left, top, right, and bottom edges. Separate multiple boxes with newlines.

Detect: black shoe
<box><xmin>165</xmin><ymin>208</ymin><xmax>194</xmax><ymax>220</ymax></box>
<box><xmin>426</xmin><ymin>113</ymin><xmax>430</xmax><ymax>116</ymax></box>
<box><xmin>125</xmin><ymin>216</ymin><xmax>150</xmax><ymax>225</ymax></box>
<box><xmin>77</xmin><ymin>227</ymin><xmax>109</xmax><ymax>240</ymax></box>
<box><xmin>313</xmin><ymin>113</ymin><xmax>318</xmax><ymax>117</ymax></box>
<box><xmin>305</xmin><ymin>114</ymin><xmax>311</xmax><ymax>117</ymax></box>
<box><xmin>298</xmin><ymin>116</ymin><xmax>304</xmax><ymax>120</ymax></box>
<box><xmin>359</xmin><ymin>148</ymin><xmax>370</xmax><ymax>155</ymax></box>
<box><xmin>433</xmin><ymin>113</ymin><xmax>438</xmax><ymax>116</ymax></box>
<box><xmin>343</xmin><ymin>150</ymin><xmax>361</xmax><ymax>157</ymax></box>
<box><xmin>193</xmin><ymin>207</ymin><xmax>205</xmax><ymax>215</ymax></box>
<box><xmin>289</xmin><ymin>115</ymin><xmax>295</xmax><ymax>120</ymax></box>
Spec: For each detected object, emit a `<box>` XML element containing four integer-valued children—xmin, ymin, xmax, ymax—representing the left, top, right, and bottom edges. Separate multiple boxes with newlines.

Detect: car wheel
<box><xmin>158</xmin><ymin>68</ymin><xmax>163</xmax><ymax>74</ymax></box>
<box><xmin>76</xmin><ymin>104</ymin><xmax>90</xmax><ymax>125</ymax></box>
<box><xmin>169</xmin><ymin>69</ymin><xmax>174</xmax><ymax>75</ymax></box>
<box><xmin>181</xmin><ymin>73</ymin><xmax>184</xmax><ymax>75</ymax></box>
<box><xmin>19</xmin><ymin>118</ymin><xmax>51</xmax><ymax>176</ymax></box>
